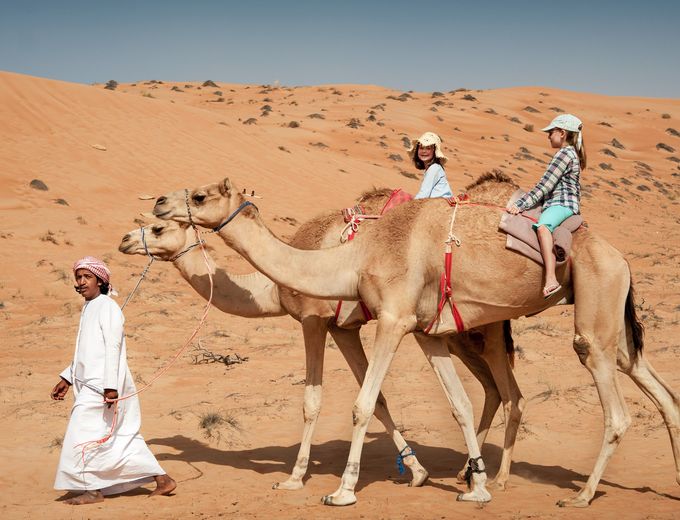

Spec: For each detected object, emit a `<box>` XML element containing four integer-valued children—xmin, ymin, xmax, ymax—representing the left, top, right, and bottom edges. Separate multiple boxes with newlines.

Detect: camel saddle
<box><xmin>499</xmin><ymin>189</ymin><xmax>583</xmax><ymax>267</ymax></box>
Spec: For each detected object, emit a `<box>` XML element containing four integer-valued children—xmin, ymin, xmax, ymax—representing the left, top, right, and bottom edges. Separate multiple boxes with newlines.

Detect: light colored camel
<box><xmin>152</xmin><ymin>174</ymin><xmax>680</xmax><ymax>507</ymax></box>
<box><xmin>120</xmin><ymin>201</ymin><xmax>521</xmax><ymax>491</ymax></box>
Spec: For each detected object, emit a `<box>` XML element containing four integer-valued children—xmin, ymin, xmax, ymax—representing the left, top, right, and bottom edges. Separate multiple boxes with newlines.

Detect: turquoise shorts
<box><xmin>533</xmin><ymin>205</ymin><xmax>574</xmax><ymax>233</ymax></box>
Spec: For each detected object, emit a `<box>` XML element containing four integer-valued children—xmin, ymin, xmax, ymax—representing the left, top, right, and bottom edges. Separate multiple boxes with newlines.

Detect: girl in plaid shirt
<box><xmin>508</xmin><ymin>114</ymin><xmax>587</xmax><ymax>298</ymax></box>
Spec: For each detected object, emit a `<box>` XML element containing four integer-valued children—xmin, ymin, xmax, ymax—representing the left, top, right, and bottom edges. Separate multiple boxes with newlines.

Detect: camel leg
<box><xmin>448</xmin><ymin>338</ymin><xmax>503</xmax><ymax>483</ymax></box>
<box><xmin>321</xmin><ymin>315</ymin><xmax>416</xmax><ymax>506</ymax></box>
<box><xmin>329</xmin><ymin>325</ymin><xmax>429</xmax><ymax>487</ymax></box>
<box><xmin>558</xmin><ymin>335</ymin><xmax>630</xmax><ymax>507</ymax></box>
<box><xmin>413</xmin><ymin>333</ymin><xmax>491</xmax><ymax>502</ymax></box>
<box><xmin>618</xmin><ymin>342</ymin><xmax>680</xmax><ymax>485</ymax></box>
<box><xmin>273</xmin><ymin>316</ymin><xmax>327</xmax><ymax>490</ymax></box>
<box><xmin>559</xmin><ymin>258</ymin><xmax>632</xmax><ymax>507</ymax></box>
<box><xmin>477</xmin><ymin>323</ymin><xmax>525</xmax><ymax>490</ymax></box>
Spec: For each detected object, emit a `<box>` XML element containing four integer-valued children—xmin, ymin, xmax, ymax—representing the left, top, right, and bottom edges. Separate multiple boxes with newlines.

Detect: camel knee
<box><xmin>302</xmin><ymin>392</ymin><xmax>322</xmax><ymax>423</ymax></box>
<box><xmin>606</xmin><ymin>414</ymin><xmax>631</xmax><ymax>443</ymax></box>
<box><xmin>573</xmin><ymin>334</ymin><xmax>592</xmax><ymax>366</ymax></box>
<box><xmin>352</xmin><ymin>402</ymin><xmax>374</xmax><ymax>427</ymax></box>
<box><xmin>504</xmin><ymin>396</ymin><xmax>526</xmax><ymax>425</ymax></box>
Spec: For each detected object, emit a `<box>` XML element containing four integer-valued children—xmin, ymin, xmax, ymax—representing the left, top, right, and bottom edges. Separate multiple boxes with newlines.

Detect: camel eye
<box><xmin>151</xmin><ymin>225</ymin><xmax>163</xmax><ymax>235</ymax></box>
<box><xmin>193</xmin><ymin>193</ymin><xmax>206</xmax><ymax>204</ymax></box>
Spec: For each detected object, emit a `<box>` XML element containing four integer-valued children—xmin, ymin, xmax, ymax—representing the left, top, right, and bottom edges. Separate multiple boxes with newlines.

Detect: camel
<box><xmin>120</xmin><ymin>192</ymin><xmax>522</xmax><ymax>491</ymax></box>
<box><xmin>152</xmin><ymin>174</ymin><xmax>680</xmax><ymax>507</ymax></box>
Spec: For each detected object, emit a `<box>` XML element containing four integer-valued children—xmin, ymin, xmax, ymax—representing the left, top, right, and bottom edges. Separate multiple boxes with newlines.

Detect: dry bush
<box><xmin>242</xmin><ymin>118</ymin><xmax>257</xmax><ymax>125</ymax></box>
<box><xmin>307</xmin><ymin>113</ymin><xmax>325</xmax><ymax>119</ymax></box>
<box><xmin>104</xmin><ymin>80</ymin><xmax>118</xmax><ymax>91</ymax></box>
<box><xmin>610</xmin><ymin>138</ymin><xmax>625</xmax><ymax>149</ymax></box>
<box><xmin>523</xmin><ymin>106</ymin><xmax>540</xmax><ymax>113</ymax></box>
<box><xmin>656</xmin><ymin>143</ymin><xmax>675</xmax><ymax>152</ymax></box>
<box><xmin>523</xmin><ymin>124</ymin><xmax>534</xmax><ymax>132</ymax></box>
<box><xmin>667</xmin><ymin>128</ymin><xmax>680</xmax><ymax>137</ymax></box>
<box><xmin>30</xmin><ymin>179</ymin><xmax>48</xmax><ymax>191</ymax></box>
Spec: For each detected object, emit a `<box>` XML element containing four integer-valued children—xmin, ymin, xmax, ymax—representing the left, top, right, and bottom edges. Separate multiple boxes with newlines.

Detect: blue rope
<box><xmin>213</xmin><ymin>201</ymin><xmax>256</xmax><ymax>232</ymax></box>
<box><xmin>396</xmin><ymin>445</ymin><xmax>415</xmax><ymax>475</ymax></box>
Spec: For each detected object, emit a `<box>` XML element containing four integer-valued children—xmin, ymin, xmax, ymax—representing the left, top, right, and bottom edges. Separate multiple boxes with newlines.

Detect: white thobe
<box><xmin>54</xmin><ymin>294</ymin><xmax>164</xmax><ymax>495</ymax></box>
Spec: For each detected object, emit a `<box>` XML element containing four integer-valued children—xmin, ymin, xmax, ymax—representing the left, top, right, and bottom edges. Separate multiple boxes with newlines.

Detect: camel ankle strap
<box><xmin>464</xmin><ymin>456</ymin><xmax>485</xmax><ymax>487</ymax></box>
<box><xmin>396</xmin><ymin>445</ymin><xmax>415</xmax><ymax>475</ymax></box>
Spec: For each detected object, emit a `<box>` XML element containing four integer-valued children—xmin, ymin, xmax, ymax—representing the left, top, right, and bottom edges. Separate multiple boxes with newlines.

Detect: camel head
<box><xmin>118</xmin><ymin>220</ymin><xmax>195</xmax><ymax>261</ymax></box>
<box><xmin>153</xmin><ymin>178</ymin><xmax>250</xmax><ymax>230</ymax></box>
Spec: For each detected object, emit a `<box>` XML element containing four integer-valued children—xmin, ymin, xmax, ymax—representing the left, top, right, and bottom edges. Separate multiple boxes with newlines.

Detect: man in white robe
<box><xmin>51</xmin><ymin>256</ymin><xmax>176</xmax><ymax>505</ymax></box>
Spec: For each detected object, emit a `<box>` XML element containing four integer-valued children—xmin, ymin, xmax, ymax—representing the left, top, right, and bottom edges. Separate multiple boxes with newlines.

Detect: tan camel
<box><xmin>152</xmin><ymin>174</ymin><xmax>680</xmax><ymax>507</ymax></box>
<box><xmin>120</xmin><ymin>199</ymin><xmax>521</xmax><ymax>491</ymax></box>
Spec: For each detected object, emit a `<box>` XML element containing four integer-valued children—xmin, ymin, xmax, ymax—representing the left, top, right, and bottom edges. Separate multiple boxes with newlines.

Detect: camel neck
<box><xmin>216</xmin><ymin>213</ymin><xmax>361</xmax><ymax>300</ymax></box>
<box><xmin>173</xmin><ymin>248</ymin><xmax>284</xmax><ymax>317</ymax></box>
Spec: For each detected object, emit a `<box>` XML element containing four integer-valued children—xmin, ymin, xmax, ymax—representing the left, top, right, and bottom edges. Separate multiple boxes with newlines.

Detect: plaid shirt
<box><xmin>515</xmin><ymin>146</ymin><xmax>581</xmax><ymax>214</ymax></box>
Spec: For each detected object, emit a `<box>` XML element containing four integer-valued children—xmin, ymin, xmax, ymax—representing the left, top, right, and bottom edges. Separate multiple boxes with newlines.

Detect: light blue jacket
<box><xmin>414</xmin><ymin>163</ymin><xmax>453</xmax><ymax>199</ymax></box>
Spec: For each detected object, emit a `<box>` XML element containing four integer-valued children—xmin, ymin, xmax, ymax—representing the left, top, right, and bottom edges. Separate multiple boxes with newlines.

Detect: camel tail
<box><xmin>625</xmin><ymin>264</ymin><xmax>645</xmax><ymax>355</ymax></box>
<box><xmin>503</xmin><ymin>319</ymin><xmax>515</xmax><ymax>369</ymax></box>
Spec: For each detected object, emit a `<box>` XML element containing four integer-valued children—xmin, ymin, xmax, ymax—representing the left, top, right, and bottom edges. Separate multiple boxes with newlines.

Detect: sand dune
<box><xmin>1</xmin><ymin>71</ymin><xmax>679</xmax><ymax>519</ymax></box>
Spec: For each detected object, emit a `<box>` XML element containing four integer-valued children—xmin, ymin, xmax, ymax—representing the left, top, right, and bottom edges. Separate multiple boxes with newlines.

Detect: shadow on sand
<box><xmin>147</xmin><ymin>433</ymin><xmax>680</xmax><ymax>502</ymax></box>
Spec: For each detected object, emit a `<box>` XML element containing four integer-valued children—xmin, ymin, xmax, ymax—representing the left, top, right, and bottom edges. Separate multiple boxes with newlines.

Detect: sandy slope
<box><xmin>1</xmin><ymin>71</ymin><xmax>679</xmax><ymax>519</ymax></box>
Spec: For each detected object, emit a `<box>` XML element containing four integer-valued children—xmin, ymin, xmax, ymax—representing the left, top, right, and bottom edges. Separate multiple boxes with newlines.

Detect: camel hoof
<box><xmin>556</xmin><ymin>496</ymin><xmax>590</xmax><ymax>508</ymax></box>
<box><xmin>409</xmin><ymin>468</ymin><xmax>429</xmax><ymax>487</ymax></box>
<box><xmin>456</xmin><ymin>489</ymin><xmax>492</xmax><ymax>503</ymax></box>
<box><xmin>272</xmin><ymin>479</ymin><xmax>304</xmax><ymax>491</ymax></box>
<box><xmin>321</xmin><ymin>493</ymin><xmax>357</xmax><ymax>506</ymax></box>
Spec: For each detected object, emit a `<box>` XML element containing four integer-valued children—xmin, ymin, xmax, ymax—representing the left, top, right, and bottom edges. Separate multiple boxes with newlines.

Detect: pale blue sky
<box><xmin>1</xmin><ymin>0</ymin><xmax>678</xmax><ymax>97</ymax></box>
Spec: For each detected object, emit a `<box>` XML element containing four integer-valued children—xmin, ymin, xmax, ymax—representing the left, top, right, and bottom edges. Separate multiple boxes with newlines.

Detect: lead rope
<box><xmin>75</xmin><ymin>195</ymin><xmax>215</xmax><ymax>462</ymax></box>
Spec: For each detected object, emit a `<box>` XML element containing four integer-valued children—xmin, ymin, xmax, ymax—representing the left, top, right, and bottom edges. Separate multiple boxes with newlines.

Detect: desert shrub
<box><xmin>610</xmin><ymin>138</ymin><xmax>625</xmax><ymax>149</ymax></box>
<box><xmin>104</xmin><ymin>80</ymin><xmax>118</xmax><ymax>90</ymax></box>
<box><xmin>30</xmin><ymin>179</ymin><xmax>48</xmax><ymax>191</ymax></box>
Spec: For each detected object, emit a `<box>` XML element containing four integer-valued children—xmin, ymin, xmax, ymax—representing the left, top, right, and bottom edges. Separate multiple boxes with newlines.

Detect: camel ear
<box><xmin>219</xmin><ymin>178</ymin><xmax>232</xmax><ymax>196</ymax></box>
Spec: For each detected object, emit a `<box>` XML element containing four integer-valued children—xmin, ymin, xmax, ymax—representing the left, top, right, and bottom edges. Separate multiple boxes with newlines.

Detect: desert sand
<box><xmin>1</xmin><ymin>71</ymin><xmax>679</xmax><ymax>519</ymax></box>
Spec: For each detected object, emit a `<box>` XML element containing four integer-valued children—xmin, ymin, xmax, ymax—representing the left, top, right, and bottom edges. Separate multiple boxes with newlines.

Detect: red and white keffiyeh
<box><xmin>73</xmin><ymin>256</ymin><xmax>111</xmax><ymax>284</ymax></box>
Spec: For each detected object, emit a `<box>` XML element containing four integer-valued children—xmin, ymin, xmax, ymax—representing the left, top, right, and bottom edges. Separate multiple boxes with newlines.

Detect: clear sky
<box><xmin>1</xmin><ymin>0</ymin><xmax>679</xmax><ymax>98</ymax></box>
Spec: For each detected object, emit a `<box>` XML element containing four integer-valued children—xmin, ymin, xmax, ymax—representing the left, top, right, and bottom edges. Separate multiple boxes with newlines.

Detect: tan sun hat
<box><xmin>408</xmin><ymin>131</ymin><xmax>448</xmax><ymax>164</ymax></box>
